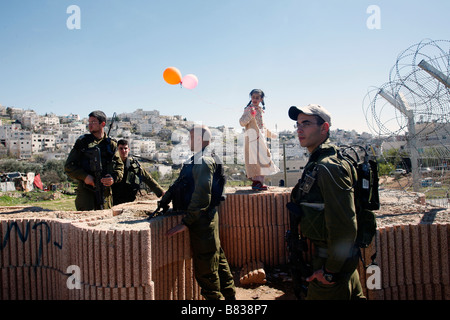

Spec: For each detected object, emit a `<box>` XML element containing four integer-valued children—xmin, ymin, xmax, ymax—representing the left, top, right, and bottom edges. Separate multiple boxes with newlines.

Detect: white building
<box><xmin>21</xmin><ymin>110</ymin><xmax>39</xmax><ymax>128</ymax></box>
<box><xmin>32</xmin><ymin>134</ymin><xmax>56</xmax><ymax>153</ymax></box>
<box><xmin>129</xmin><ymin>139</ymin><xmax>156</xmax><ymax>157</ymax></box>
<box><xmin>7</xmin><ymin>131</ymin><xmax>33</xmax><ymax>159</ymax></box>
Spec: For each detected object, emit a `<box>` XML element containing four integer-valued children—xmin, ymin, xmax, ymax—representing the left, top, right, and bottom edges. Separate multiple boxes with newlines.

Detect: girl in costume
<box><xmin>239</xmin><ymin>89</ymin><xmax>279</xmax><ymax>190</ymax></box>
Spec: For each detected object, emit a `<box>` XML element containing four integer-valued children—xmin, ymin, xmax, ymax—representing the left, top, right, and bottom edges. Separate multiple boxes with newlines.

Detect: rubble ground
<box><xmin>233</xmin><ymin>265</ymin><xmax>297</xmax><ymax>300</ymax></box>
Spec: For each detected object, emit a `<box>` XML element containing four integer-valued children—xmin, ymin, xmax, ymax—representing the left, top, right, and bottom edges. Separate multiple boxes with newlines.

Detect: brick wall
<box><xmin>0</xmin><ymin>213</ymin><xmax>201</xmax><ymax>300</ymax></box>
<box><xmin>359</xmin><ymin>224</ymin><xmax>450</xmax><ymax>300</ymax></box>
<box><xmin>219</xmin><ymin>192</ymin><xmax>449</xmax><ymax>300</ymax></box>
<box><xmin>1</xmin><ymin>191</ymin><xmax>449</xmax><ymax>300</ymax></box>
<box><xmin>219</xmin><ymin>192</ymin><xmax>291</xmax><ymax>267</ymax></box>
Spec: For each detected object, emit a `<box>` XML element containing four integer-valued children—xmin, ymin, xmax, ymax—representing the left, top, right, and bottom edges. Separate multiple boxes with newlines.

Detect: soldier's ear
<box><xmin>321</xmin><ymin>122</ymin><xmax>330</xmax><ymax>135</ymax></box>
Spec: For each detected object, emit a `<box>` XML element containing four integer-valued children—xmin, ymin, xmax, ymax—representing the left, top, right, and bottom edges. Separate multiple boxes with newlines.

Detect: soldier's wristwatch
<box><xmin>323</xmin><ymin>271</ymin><xmax>336</xmax><ymax>283</ymax></box>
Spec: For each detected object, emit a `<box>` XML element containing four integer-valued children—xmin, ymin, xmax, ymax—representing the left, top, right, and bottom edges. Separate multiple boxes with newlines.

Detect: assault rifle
<box><xmin>107</xmin><ymin>112</ymin><xmax>117</xmax><ymax>137</ymax></box>
<box><xmin>130</xmin><ymin>154</ymin><xmax>175</xmax><ymax>167</ymax></box>
<box><xmin>146</xmin><ymin>175</ymin><xmax>187</xmax><ymax>220</ymax></box>
<box><xmin>285</xmin><ymin>202</ymin><xmax>312</xmax><ymax>299</ymax></box>
<box><xmin>147</xmin><ymin>194</ymin><xmax>171</xmax><ymax>220</ymax></box>
<box><xmin>146</xmin><ymin>152</ymin><xmax>226</xmax><ymax>220</ymax></box>
<box><xmin>85</xmin><ymin>146</ymin><xmax>105</xmax><ymax>210</ymax></box>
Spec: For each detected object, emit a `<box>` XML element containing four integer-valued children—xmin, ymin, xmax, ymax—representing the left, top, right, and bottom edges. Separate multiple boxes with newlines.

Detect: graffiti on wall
<box><xmin>0</xmin><ymin>221</ymin><xmax>63</xmax><ymax>268</ymax></box>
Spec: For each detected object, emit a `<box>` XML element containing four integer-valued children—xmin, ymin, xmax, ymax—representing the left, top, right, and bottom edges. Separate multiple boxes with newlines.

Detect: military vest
<box><xmin>77</xmin><ymin>134</ymin><xmax>117</xmax><ymax>177</ymax></box>
<box><xmin>170</xmin><ymin>153</ymin><xmax>226</xmax><ymax>212</ymax></box>
<box><xmin>124</xmin><ymin>158</ymin><xmax>142</xmax><ymax>191</ymax></box>
<box><xmin>292</xmin><ymin>144</ymin><xmax>353</xmax><ymax>242</ymax></box>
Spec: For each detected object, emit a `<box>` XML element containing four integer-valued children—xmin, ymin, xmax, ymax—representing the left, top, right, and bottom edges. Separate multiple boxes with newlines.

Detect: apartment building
<box><xmin>32</xmin><ymin>134</ymin><xmax>56</xmax><ymax>153</ymax></box>
<box><xmin>7</xmin><ymin>131</ymin><xmax>32</xmax><ymax>159</ymax></box>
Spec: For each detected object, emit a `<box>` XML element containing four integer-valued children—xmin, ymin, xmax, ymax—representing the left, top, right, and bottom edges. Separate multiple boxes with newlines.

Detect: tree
<box><xmin>0</xmin><ymin>159</ymin><xmax>42</xmax><ymax>174</ymax></box>
<box><xmin>42</xmin><ymin>160</ymin><xmax>68</xmax><ymax>184</ymax></box>
<box><xmin>41</xmin><ymin>171</ymin><xmax>61</xmax><ymax>185</ymax></box>
<box><xmin>6</xmin><ymin>107</ymin><xmax>12</xmax><ymax>119</ymax></box>
<box><xmin>150</xmin><ymin>170</ymin><xmax>160</xmax><ymax>182</ymax></box>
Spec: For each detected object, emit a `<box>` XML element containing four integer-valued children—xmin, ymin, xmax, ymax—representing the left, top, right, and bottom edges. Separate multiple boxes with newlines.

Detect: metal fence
<box><xmin>426</xmin><ymin>197</ymin><xmax>450</xmax><ymax>208</ymax></box>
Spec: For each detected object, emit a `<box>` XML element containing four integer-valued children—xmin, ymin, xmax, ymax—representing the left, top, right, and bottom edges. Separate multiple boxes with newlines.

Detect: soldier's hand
<box><xmin>84</xmin><ymin>175</ymin><xmax>95</xmax><ymax>187</ymax></box>
<box><xmin>166</xmin><ymin>224</ymin><xmax>187</xmax><ymax>237</ymax></box>
<box><xmin>306</xmin><ymin>269</ymin><xmax>335</xmax><ymax>285</ymax></box>
<box><xmin>101</xmin><ymin>174</ymin><xmax>114</xmax><ymax>187</ymax></box>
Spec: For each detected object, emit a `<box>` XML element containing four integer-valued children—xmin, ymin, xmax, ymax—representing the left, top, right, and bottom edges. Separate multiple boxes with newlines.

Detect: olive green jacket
<box><xmin>181</xmin><ymin>152</ymin><xmax>216</xmax><ymax>227</ymax></box>
<box><xmin>291</xmin><ymin>140</ymin><xmax>357</xmax><ymax>273</ymax></box>
<box><xmin>65</xmin><ymin>133</ymin><xmax>123</xmax><ymax>182</ymax></box>
<box><xmin>64</xmin><ymin>133</ymin><xmax>124</xmax><ymax>210</ymax></box>
<box><xmin>112</xmin><ymin>157</ymin><xmax>164</xmax><ymax>205</ymax></box>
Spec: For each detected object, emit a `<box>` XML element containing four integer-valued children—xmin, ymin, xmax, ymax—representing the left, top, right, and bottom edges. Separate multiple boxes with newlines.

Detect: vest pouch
<box><xmin>355</xmin><ymin>208</ymin><xmax>377</xmax><ymax>248</ymax></box>
<box><xmin>299</xmin><ymin>202</ymin><xmax>326</xmax><ymax>241</ymax></box>
<box><xmin>132</xmin><ymin>173</ymin><xmax>141</xmax><ymax>191</ymax></box>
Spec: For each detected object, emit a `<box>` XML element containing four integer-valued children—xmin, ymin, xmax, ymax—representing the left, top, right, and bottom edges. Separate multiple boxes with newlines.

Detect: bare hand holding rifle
<box><xmin>101</xmin><ymin>174</ymin><xmax>114</xmax><ymax>187</ymax></box>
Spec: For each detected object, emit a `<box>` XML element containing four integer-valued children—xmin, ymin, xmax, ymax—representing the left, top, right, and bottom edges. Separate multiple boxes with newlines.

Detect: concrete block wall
<box><xmin>219</xmin><ymin>192</ymin><xmax>291</xmax><ymax>267</ymax></box>
<box><xmin>1</xmin><ymin>191</ymin><xmax>449</xmax><ymax>300</ymax></box>
<box><xmin>218</xmin><ymin>191</ymin><xmax>449</xmax><ymax>300</ymax></box>
<box><xmin>66</xmin><ymin>224</ymin><xmax>155</xmax><ymax>300</ymax></box>
<box><xmin>0</xmin><ymin>218</ymin><xmax>73</xmax><ymax>300</ymax></box>
<box><xmin>149</xmin><ymin>214</ymin><xmax>202</xmax><ymax>300</ymax></box>
<box><xmin>358</xmin><ymin>224</ymin><xmax>450</xmax><ymax>300</ymax></box>
<box><xmin>0</xmin><ymin>212</ymin><xmax>201</xmax><ymax>300</ymax></box>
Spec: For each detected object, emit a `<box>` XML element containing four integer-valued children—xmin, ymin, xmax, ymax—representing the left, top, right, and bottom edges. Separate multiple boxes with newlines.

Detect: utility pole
<box><xmin>418</xmin><ymin>59</ymin><xmax>450</xmax><ymax>89</ymax></box>
<box><xmin>283</xmin><ymin>143</ymin><xmax>287</xmax><ymax>187</ymax></box>
<box><xmin>378</xmin><ymin>89</ymin><xmax>420</xmax><ymax>191</ymax></box>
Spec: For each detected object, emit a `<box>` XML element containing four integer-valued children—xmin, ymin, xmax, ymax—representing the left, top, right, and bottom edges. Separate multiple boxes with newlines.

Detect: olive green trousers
<box><xmin>306</xmin><ymin>253</ymin><xmax>366</xmax><ymax>300</ymax></box>
<box><xmin>75</xmin><ymin>183</ymin><xmax>112</xmax><ymax>211</ymax></box>
<box><xmin>188</xmin><ymin>212</ymin><xmax>236</xmax><ymax>300</ymax></box>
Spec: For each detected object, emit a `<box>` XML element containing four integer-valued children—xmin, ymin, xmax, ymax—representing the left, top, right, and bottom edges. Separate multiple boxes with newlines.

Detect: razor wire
<box><xmin>363</xmin><ymin>39</ymin><xmax>450</xmax><ymax>201</ymax></box>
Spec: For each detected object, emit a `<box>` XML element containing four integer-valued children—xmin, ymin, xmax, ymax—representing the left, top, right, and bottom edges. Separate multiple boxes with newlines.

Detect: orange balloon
<box><xmin>163</xmin><ymin>67</ymin><xmax>182</xmax><ymax>85</ymax></box>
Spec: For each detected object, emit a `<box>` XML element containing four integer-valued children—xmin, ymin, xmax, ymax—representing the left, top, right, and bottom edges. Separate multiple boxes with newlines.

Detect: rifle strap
<box><xmin>358</xmin><ymin>232</ymin><xmax>378</xmax><ymax>268</ymax></box>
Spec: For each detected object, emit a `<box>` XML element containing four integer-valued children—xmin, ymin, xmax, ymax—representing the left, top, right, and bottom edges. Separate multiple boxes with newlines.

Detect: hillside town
<box><xmin>0</xmin><ymin>104</ymin><xmax>448</xmax><ymax>189</ymax></box>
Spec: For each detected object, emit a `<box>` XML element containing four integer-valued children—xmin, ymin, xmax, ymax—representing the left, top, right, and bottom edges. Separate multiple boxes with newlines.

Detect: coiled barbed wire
<box><xmin>363</xmin><ymin>39</ymin><xmax>450</xmax><ymax>198</ymax></box>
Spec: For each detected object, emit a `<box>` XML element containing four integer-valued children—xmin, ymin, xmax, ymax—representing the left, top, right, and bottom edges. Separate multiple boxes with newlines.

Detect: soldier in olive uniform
<box><xmin>288</xmin><ymin>104</ymin><xmax>365</xmax><ymax>300</ymax></box>
<box><xmin>166</xmin><ymin>125</ymin><xmax>236</xmax><ymax>300</ymax></box>
<box><xmin>65</xmin><ymin>110</ymin><xmax>124</xmax><ymax>211</ymax></box>
<box><xmin>112</xmin><ymin>139</ymin><xmax>164</xmax><ymax>205</ymax></box>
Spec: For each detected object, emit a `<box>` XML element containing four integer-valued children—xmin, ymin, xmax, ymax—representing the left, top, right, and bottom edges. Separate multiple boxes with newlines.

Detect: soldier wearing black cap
<box><xmin>288</xmin><ymin>104</ymin><xmax>365</xmax><ymax>300</ymax></box>
<box><xmin>65</xmin><ymin>110</ymin><xmax>124</xmax><ymax>211</ymax></box>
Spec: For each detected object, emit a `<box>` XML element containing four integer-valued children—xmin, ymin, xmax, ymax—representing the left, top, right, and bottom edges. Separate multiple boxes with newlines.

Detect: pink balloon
<box><xmin>181</xmin><ymin>74</ymin><xmax>198</xmax><ymax>90</ymax></box>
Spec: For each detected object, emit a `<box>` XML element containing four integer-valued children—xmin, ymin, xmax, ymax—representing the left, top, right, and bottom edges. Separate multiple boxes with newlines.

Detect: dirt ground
<box><xmin>233</xmin><ymin>265</ymin><xmax>297</xmax><ymax>300</ymax></box>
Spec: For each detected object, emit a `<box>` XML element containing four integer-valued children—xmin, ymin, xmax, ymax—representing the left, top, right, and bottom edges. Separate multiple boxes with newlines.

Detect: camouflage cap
<box><xmin>288</xmin><ymin>104</ymin><xmax>332</xmax><ymax>126</ymax></box>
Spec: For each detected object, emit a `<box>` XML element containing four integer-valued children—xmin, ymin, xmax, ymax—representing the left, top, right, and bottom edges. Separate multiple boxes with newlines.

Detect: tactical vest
<box><xmin>77</xmin><ymin>134</ymin><xmax>117</xmax><ymax>177</ymax></box>
<box><xmin>170</xmin><ymin>153</ymin><xmax>226</xmax><ymax>212</ymax></box>
<box><xmin>124</xmin><ymin>158</ymin><xmax>142</xmax><ymax>192</ymax></box>
<box><xmin>293</xmin><ymin>144</ymin><xmax>378</xmax><ymax>249</ymax></box>
<box><xmin>171</xmin><ymin>157</ymin><xmax>195</xmax><ymax>211</ymax></box>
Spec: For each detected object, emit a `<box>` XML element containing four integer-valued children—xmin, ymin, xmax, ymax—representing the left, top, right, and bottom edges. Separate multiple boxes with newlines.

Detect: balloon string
<box><xmin>188</xmin><ymin>89</ymin><xmax>236</xmax><ymax>111</ymax></box>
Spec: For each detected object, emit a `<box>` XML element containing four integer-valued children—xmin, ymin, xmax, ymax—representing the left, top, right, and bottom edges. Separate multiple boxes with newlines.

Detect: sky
<box><xmin>0</xmin><ymin>0</ymin><xmax>449</xmax><ymax>134</ymax></box>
